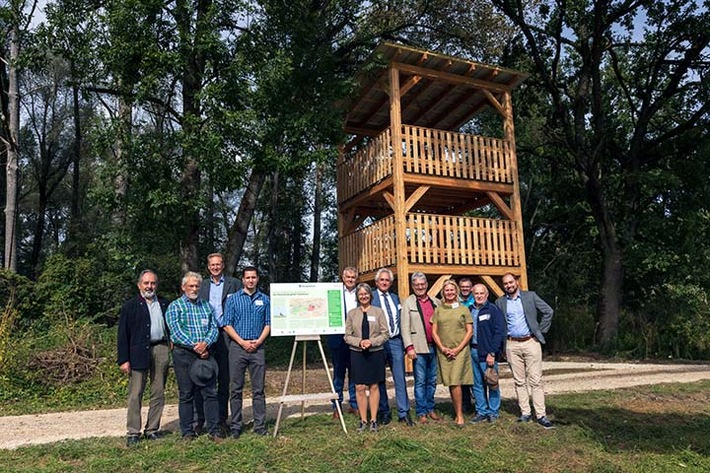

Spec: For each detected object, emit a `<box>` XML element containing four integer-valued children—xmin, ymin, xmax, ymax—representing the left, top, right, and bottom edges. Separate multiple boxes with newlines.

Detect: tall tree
<box><xmin>493</xmin><ymin>0</ymin><xmax>710</xmax><ymax>346</ymax></box>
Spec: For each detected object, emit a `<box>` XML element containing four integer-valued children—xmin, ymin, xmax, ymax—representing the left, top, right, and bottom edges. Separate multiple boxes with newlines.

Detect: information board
<box><xmin>269</xmin><ymin>282</ymin><xmax>345</xmax><ymax>336</ymax></box>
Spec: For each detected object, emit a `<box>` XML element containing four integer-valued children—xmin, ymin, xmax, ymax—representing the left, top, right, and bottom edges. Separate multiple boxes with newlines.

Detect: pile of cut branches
<box><xmin>28</xmin><ymin>336</ymin><xmax>101</xmax><ymax>386</ymax></box>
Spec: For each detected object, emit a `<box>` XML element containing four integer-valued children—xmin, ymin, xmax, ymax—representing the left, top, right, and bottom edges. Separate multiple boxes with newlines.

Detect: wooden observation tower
<box><xmin>338</xmin><ymin>43</ymin><xmax>530</xmax><ymax>299</ymax></box>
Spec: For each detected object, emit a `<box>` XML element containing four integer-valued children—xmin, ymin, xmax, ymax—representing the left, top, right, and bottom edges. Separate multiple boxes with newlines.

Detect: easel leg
<box><xmin>273</xmin><ymin>338</ymin><xmax>299</xmax><ymax>437</ymax></box>
<box><xmin>317</xmin><ymin>339</ymin><xmax>347</xmax><ymax>434</ymax></box>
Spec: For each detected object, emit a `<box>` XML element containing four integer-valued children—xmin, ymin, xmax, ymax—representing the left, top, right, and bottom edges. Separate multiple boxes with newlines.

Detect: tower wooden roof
<box><xmin>345</xmin><ymin>42</ymin><xmax>529</xmax><ymax>136</ymax></box>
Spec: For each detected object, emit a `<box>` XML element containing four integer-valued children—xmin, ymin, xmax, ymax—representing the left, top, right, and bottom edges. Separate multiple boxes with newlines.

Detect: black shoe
<box><xmin>254</xmin><ymin>429</ymin><xmax>270</xmax><ymax>437</ymax></box>
<box><xmin>144</xmin><ymin>432</ymin><xmax>160</xmax><ymax>441</ymax></box>
<box><xmin>398</xmin><ymin>415</ymin><xmax>415</xmax><ymax>426</ymax></box>
<box><xmin>469</xmin><ymin>414</ymin><xmax>488</xmax><ymax>424</ymax></box>
<box><xmin>194</xmin><ymin>420</ymin><xmax>205</xmax><ymax>435</ymax></box>
<box><xmin>537</xmin><ymin>416</ymin><xmax>555</xmax><ymax>429</ymax></box>
<box><xmin>231</xmin><ymin>430</ymin><xmax>241</xmax><ymax>440</ymax></box>
<box><xmin>378</xmin><ymin>413</ymin><xmax>392</xmax><ymax>425</ymax></box>
<box><xmin>126</xmin><ymin>435</ymin><xmax>140</xmax><ymax>447</ymax></box>
<box><xmin>181</xmin><ymin>434</ymin><xmax>197</xmax><ymax>442</ymax></box>
<box><xmin>208</xmin><ymin>434</ymin><xmax>225</xmax><ymax>444</ymax></box>
<box><xmin>219</xmin><ymin>420</ymin><xmax>230</xmax><ymax>437</ymax></box>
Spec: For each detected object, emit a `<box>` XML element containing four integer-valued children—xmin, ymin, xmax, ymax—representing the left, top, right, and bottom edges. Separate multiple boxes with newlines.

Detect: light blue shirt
<box><xmin>505</xmin><ymin>294</ymin><xmax>531</xmax><ymax>338</ymax></box>
<box><xmin>146</xmin><ymin>298</ymin><xmax>166</xmax><ymax>342</ymax></box>
<box><xmin>471</xmin><ymin>306</ymin><xmax>480</xmax><ymax>345</ymax></box>
<box><xmin>209</xmin><ymin>276</ymin><xmax>226</xmax><ymax>323</ymax></box>
<box><xmin>223</xmin><ymin>289</ymin><xmax>271</xmax><ymax>340</ymax></box>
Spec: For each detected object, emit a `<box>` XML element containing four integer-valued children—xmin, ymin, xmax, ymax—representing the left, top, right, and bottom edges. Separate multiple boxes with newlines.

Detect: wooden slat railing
<box><xmin>340</xmin><ymin>216</ymin><xmax>397</xmax><ymax>273</ymax></box>
<box><xmin>340</xmin><ymin>213</ymin><xmax>521</xmax><ymax>275</ymax></box>
<box><xmin>401</xmin><ymin>125</ymin><xmax>513</xmax><ymax>183</ymax></box>
<box><xmin>338</xmin><ymin>128</ymin><xmax>392</xmax><ymax>203</ymax></box>
<box><xmin>338</xmin><ymin>125</ymin><xmax>513</xmax><ymax>204</ymax></box>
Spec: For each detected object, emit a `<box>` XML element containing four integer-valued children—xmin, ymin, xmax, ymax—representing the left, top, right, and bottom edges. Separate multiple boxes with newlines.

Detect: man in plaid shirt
<box><xmin>166</xmin><ymin>271</ymin><xmax>222</xmax><ymax>440</ymax></box>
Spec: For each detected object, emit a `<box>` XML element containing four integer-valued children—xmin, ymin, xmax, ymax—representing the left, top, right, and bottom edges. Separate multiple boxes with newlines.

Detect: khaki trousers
<box><xmin>506</xmin><ymin>337</ymin><xmax>546</xmax><ymax>418</ymax></box>
<box><xmin>126</xmin><ymin>343</ymin><xmax>170</xmax><ymax>436</ymax></box>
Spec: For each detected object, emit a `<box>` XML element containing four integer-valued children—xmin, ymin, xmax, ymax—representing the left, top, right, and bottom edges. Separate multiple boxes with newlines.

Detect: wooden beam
<box><xmin>392</xmin><ymin>62</ymin><xmax>513</xmax><ymax>93</ymax></box>
<box><xmin>400</xmin><ymin>75</ymin><xmax>422</xmax><ymax>96</ymax></box>
<box><xmin>480</xmin><ymin>275</ymin><xmax>504</xmax><ymax>299</ymax></box>
<box><xmin>481</xmin><ymin>89</ymin><xmax>505</xmax><ymax>116</ymax></box>
<box><xmin>502</xmin><ymin>91</ymin><xmax>529</xmax><ymax>290</ymax></box>
<box><xmin>403</xmin><ymin>173</ymin><xmax>514</xmax><ymax>195</ymax></box>
<box><xmin>389</xmin><ymin>66</ymin><xmax>411</xmax><ymax>303</ymax></box>
<box><xmin>485</xmin><ymin>191</ymin><xmax>514</xmax><ymax>220</ymax></box>
<box><xmin>382</xmin><ymin>191</ymin><xmax>396</xmax><ymax>211</ymax></box>
<box><xmin>404</xmin><ymin>186</ymin><xmax>430</xmax><ymax>213</ymax></box>
<box><xmin>429</xmin><ymin>275</ymin><xmax>452</xmax><ymax>298</ymax></box>
<box><xmin>338</xmin><ymin>177</ymin><xmax>393</xmax><ymax>211</ymax></box>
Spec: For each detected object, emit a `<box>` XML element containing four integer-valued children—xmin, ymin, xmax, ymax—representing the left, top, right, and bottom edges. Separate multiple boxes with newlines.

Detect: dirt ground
<box><xmin>1</xmin><ymin>360</ymin><xmax>709</xmax><ymax>450</ymax></box>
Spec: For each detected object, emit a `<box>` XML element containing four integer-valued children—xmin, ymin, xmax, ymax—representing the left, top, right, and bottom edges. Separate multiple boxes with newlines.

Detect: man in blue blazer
<box><xmin>195</xmin><ymin>253</ymin><xmax>242</xmax><ymax>434</ymax></box>
<box><xmin>117</xmin><ymin>269</ymin><xmax>171</xmax><ymax>446</ymax></box>
<box><xmin>495</xmin><ymin>273</ymin><xmax>555</xmax><ymax>429</ymax></box>
<box><xmin>371</xmin><ymin>267</ymin><xmax>413</xmax><ymax>426</ymax></box>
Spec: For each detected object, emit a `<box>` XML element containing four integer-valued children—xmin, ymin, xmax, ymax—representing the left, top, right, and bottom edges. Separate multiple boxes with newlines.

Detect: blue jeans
<box><xmin>331</xmin><ymin>343</ymin><xmax>357</xmax><ymax>410</ymax></box>
<box><xmin>173</xmin><ymin>347</ymin><xmax>220</xmax><ymax>436</ymax></box>
<box><xmin>378</xmin><ymin>336</ymin><xmax>410</xmax><ymax>419</ymax></box>
<box><xmin>472</xmin><ymin>352</ymin><xmax>500</xmax><ymax>418</ymax></box>
<box><xmin>413</xmin><ymin>345</ymin><xmax>437</xmax><ymax>417</ymax></box>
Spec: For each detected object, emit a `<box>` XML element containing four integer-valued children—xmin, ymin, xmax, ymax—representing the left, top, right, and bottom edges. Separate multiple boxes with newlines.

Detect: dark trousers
<box><xmin>195</xmin><ymin>330</ymin><xmax>231</xmax><ymax>423</ymax></box>
<box><xmin>229</xmin><ymin>343</ymin><xmax>267</xmax><ymax>434</ymax></box>
<box><xmin>173</xmin><ymin>346</ymin><xmax>220</xmax><ymax>437</ymax></box>
<box><xmin>331</xmin><ymin>342</ymin><xmax>357</xmax><ymax>410</ymax></box>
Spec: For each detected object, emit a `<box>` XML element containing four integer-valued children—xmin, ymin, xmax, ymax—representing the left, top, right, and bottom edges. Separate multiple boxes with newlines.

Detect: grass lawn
<box><xmin>0</xmin><ymin>380</ymin><xmax>708</xmax><ymax>473</ymax></box>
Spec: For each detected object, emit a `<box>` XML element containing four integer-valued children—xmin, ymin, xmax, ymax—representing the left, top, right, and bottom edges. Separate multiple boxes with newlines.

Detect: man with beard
<box><xmin>166</xmin><ymin>271</ymin><xmax>222</xmax><ymax>440</ymax></box>
<box><xmin>117</xmin><ymin>270</ymin><xmax>171</xmax><ymax>446</ymax></box>
<box><xmin>495</xmin><ymin>273</ymin><xmax>555</xmax><ymax>429</ymax></box>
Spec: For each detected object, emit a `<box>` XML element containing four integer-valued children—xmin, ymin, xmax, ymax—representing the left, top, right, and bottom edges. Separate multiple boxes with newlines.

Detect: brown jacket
<box><xmin>344</xmin><ymin>305</ymin><xmax>389</xmax><ymax>352</ymax></box>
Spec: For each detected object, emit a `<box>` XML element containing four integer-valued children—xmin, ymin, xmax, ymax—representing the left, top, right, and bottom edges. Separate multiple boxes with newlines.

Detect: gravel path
<box><xmin>1</xmin><ymin>361</ymin><xmax>709</xmax><ymax>450</ymax></box>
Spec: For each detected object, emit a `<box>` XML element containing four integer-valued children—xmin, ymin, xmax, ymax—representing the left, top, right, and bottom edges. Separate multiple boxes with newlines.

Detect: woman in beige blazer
<box><xmin>344</xmin><ymin>283</ymin><xmax>390</xmax><ymax>432</ymax></box>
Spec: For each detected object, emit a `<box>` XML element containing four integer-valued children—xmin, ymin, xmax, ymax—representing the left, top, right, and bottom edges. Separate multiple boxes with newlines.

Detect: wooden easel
<box><xmin>273</xmin><ymin>335</ymin><xmax>348</xmax><ymax>436</ymax></box>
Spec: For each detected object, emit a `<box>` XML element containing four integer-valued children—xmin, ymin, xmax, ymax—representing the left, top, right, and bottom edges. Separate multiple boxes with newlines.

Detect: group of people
<box><xmin>116</xmin><ymin>253</ymin><xmax>270</xmax><ymax>445</ymax></box>
<box><xmin>117</xmin><ymin>258</ymin><xmax>555</xmax><ymax>445</ymax></box>
<box><xmin>332</xmin><ymin>267</ymin><xmax>555</xmax><ymax>431</ymax></box>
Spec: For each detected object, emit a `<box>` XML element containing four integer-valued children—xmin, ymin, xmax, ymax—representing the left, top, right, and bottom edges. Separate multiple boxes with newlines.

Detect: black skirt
<box><xmin>350</xmin><ymin>348</ymin><xmax>385</xmax><ymax>385</ymax></box>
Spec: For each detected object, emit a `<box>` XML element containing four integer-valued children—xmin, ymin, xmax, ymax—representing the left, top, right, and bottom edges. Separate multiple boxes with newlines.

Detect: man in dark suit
<box><xmin>371</xmin><ymin>267</ymin><xmax>413</xmax><ymax>426</ymax></box>
<box><xmin>117</xmin><ymin>269</ymin><xmax>170</xmax><ymax>446</ymax></box>
<box><xmin>495</xmin><ymin>273</ymin><xmax>555</xmax><ymax>429</ymax></box>
<box><xmin>195</xmin><ymin>252</ymin><xmax>242</xmax><ymax>434</ymax></box>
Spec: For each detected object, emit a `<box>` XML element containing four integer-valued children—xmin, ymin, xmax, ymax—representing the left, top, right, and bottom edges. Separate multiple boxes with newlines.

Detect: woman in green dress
<box><xmin>432</xmin><ymin>279</ymin><xmax>473</xmax><ymax>425</ymax></box>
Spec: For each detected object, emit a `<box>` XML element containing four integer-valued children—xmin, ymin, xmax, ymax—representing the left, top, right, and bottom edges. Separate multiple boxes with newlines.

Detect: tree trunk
<box><xmin>29</xmin><ymin>185</ymin><xmax>48</xmax><ymax>277</ymax></box>
<box><xmin>585</xmin><ymin>173</ymin><xmax>623</xmax><ymax>348</ymax></box>
<box><xmin>224</xmin><ymin>168</ymin><xmax>266</xmax><ymax>276</ymax></box>
<box><xmin>309</xmin><ymin>163</ymin><xmax>322</xmax><ymax>282</ymax></box>
<box><xmin>66</xmin><ymin>78</ymin><xmax>82</xmax><ymax>255</ymax></box>
<box><xmin>3</xmin><ymin>22</ymin><xmax>20</xmax><ymax>271</ymax></box>
<box><xmin>112</xmin><ymin>95</ymin><xmax>131</xmax><ymax>227</ymax></box>
<box><xmin>268</xmin><ymin>171</ymin><xmax>280</xmax><ymax>281</ymax></box>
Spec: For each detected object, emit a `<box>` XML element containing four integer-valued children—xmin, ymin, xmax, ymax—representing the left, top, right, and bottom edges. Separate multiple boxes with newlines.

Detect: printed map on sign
<box><xmin>270</xmin><ymin>282</ymin><xmax>345</xmax><ymax>336</ymax></box>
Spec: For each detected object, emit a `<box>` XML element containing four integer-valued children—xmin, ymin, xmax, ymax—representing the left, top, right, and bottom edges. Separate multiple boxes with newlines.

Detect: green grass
<box><xmin>1</xmin><ymin>381</ymin><xmax>708</xmax><ymax>472</ymax></box>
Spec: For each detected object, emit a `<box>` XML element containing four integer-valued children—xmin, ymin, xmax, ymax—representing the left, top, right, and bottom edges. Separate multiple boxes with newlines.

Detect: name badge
<box><xmin>479</xmin><ymin>314</ymin><xmax>490</xmax><ymax>321</ymax></box>
<box><xmin>367</xmin><ymin>316</ymin><xmax>376</xmax><ymax>322</ymax></box>
<box><xmin>397</xmin><ymin>304</ymin><xmax>402</xmax><ymax>310</ymax></box>
<box><xmin>255</xmin><ymin>300</ymin><xmax>264</xmax><ymax>306</ymax></box>
<box><xmin>451</xmin><ymin>302</ymin><xmax>459</xmax><ymax>309</ymax></box>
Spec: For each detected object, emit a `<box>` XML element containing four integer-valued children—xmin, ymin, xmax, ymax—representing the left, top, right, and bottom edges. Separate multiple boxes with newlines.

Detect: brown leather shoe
<box><xmin>418</xmin><ymin>415</ymin><xmax>428</xmax><ymax>424</ymax></box>
<box><xmin>427</xmin><ymin>412</ymin><xmax>442</xmax><ymax>421</ymax></box>
<box><xmin>332</xmin><ymin>410</ymin><xmax>340</xmax><ymax>420</ymax></box>
<box><xmin>346</xmin><ymin>406</ymin><xmax>358</xmax><ymax>415</ymax></box>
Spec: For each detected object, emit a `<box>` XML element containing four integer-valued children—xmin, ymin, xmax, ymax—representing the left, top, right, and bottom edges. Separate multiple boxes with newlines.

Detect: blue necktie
<box><xmin>382</xmin><ymin>292</ymin><xmax>396</xmax><ymax>335</ymax></box>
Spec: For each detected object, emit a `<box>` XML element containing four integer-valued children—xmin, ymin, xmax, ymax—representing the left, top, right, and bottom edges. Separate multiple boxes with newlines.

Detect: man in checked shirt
<box><xmin>165</xmin><ymin>271</ymin><xmax>222</xmax><ymax>441</ymax></box>
<box><xmin>223</xmin><ymin>266</ymin><xmax>271</xmax><ymax>438</ymax></box>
